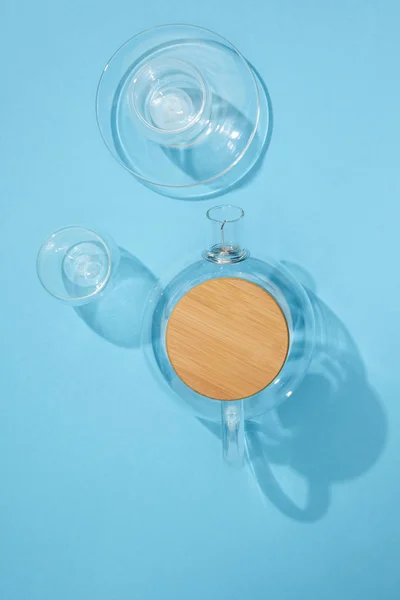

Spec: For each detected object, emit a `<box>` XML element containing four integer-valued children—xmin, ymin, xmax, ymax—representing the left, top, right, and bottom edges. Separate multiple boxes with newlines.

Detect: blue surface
<box><xmin>1</xmin><ymin>2</ymin><xmax>399</xmax><ymax>599</ymax></box>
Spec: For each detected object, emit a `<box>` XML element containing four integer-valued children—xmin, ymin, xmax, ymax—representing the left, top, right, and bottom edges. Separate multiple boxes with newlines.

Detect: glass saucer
<box><xmin>96</xmin><ymin>24</ymin><xmax>269</xmax><ymax>199</ymax></box>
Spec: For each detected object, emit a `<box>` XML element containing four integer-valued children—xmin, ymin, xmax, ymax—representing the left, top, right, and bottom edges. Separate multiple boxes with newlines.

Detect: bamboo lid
<box><xmin>166</xmin><ymin>277</ymin><xmax>289</xmax><ymax>400</ymax></box>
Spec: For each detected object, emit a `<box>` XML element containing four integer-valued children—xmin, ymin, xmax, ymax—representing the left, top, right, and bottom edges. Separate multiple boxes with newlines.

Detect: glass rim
<box><xmin>95</xmin><ymin>23</ymin><xmax>261</xmax><ymax>188</ymax></box>
<box><xmin>131</xmin><ymin>58</ymin><xmax>209</xmax><ymax>136</ymax></box>
<box><xmin>206</xmin><ymin>204</ymin><xmax>245</xmax><ymax>223</ymax></box>
<box><xmin>36</xmin><ymin>226</ymin><xmax>112</xmax><ymax>302</ymax></box>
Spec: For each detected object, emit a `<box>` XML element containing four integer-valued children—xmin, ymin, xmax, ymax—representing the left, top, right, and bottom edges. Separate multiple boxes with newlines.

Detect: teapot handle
<box><xmin>221</xmin><ymin>401</ymin><xmax>245</xmax><ymax>467</ymax></box>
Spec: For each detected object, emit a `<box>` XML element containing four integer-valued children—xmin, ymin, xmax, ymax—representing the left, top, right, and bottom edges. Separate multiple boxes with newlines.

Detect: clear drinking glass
<box><xmin>143</xmin><ymin>206</ymin><xmax>315</xmax><ymax>466</ymax></box>
<box><xmin>96</xmin><ymin>25</ymin><xmax>269</xmax><ymax>199</ymax></box>
<box><xmin>37</xmin><ymin>227</ymin><xmax>120</xmax><ymax>306</ymax></box>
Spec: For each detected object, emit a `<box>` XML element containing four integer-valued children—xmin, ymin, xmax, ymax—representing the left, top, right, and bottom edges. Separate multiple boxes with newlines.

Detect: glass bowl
<box><xmin>37</xmin><ymin>227</ymin><xmax>120</xmax><ymax>306</ymax></box>
<box><xmin>96</xmin><ymin>24</ymin><xmax>269</xmax><ymax>199</ymax></box>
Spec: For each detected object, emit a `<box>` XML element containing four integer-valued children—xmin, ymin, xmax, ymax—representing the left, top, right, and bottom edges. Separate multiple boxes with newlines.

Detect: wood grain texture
<box><xmin>166</xmin><ymin>277</ymin><xmax>289</xmax><ymax>400</ymax></box>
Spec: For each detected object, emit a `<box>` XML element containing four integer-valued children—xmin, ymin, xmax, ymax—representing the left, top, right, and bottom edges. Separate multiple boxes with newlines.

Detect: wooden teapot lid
<box><xmin>166</xmin><ymin>277</ymin><xmax>289</xmax><ymax>400</ymax></box>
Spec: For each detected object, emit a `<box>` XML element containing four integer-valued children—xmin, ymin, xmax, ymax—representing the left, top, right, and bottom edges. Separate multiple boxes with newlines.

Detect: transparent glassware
<box><xmin>96</xmin><ymin>24</ymin><xmax>269</xmax><ymax>199</ymax></box>
<box><xmin>37</xmin><ymin>227</ymin><xmax>120</xmax><ymax>306</ymax></box>
<box><xmin>143</xmin><ymin>206</ymin><xmax>315</xmax><ymax>466</ymax></box>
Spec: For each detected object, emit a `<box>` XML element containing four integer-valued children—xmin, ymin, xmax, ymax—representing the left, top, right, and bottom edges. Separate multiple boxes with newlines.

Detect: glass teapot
<box><xmin>144</xmin><ymin>205</ymin><xmax>315</xmax><ymax>466</ymax></box>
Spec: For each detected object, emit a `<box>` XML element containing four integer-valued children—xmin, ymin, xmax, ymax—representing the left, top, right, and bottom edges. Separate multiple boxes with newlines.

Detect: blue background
<box><xmin>1</xmin><ymin>1</ymin><xmax>399</xmax><ymax>599</ymax></box>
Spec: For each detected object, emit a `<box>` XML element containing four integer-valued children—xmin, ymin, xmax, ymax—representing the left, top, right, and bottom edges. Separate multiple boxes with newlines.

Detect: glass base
<box><xmin>62</xmin><ymin>241</ymin><xmax>109</xmax><ymax>297</ymax></box>
<box><xmin>203</xmin><ymin>244</ymin><xmax>249</xmax><ymax>264</ymax></box>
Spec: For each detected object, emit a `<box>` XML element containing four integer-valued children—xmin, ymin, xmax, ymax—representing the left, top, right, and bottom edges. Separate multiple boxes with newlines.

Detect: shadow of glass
<box><xmin>200</xmin><ymin>264</ymin><xmax>387</xmax><ymax>521</ymax></box>
<box><xmin>237</xmin><ymin>64</ymin><xmax>273</xmax><ymax>191</ymax></box>
<box><xmin>75</xmin><ymin>248</ymin><xmax>159</xmax><ymax>349</ymax></box>
<box><xmin>158</xmin><ymin>67</ymin><xmax>273</xmax><ymax>201</ymax></box>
